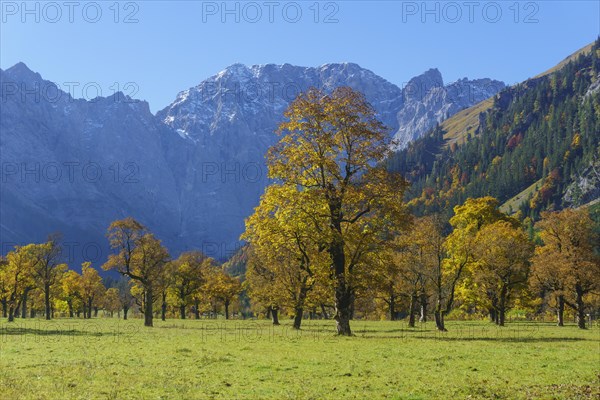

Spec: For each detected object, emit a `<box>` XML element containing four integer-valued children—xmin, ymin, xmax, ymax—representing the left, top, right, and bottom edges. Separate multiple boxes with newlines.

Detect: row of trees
<box><xmin>245</xmin><ymin>194</ymin><xmax>600</xmax><ymax>331</ymax></box>
<box><xmin>3</xmin><ymin>201</ymin><xmax>596</xmax><ymax>332</ymax></box>
<box><xmin>0</xmin><ymin>219</ymin><xmax>242</xmax><ymax>326</ymax></box>
<box><xmin>0</xmin><ymin>236</ymin><xmax>65</xmax><ymax>321</ymax></box>
<box><xmin>2</xmin><ymin>87</ymin><xmax>598</xmax><ymax>335</ymax></box>
<box><xmin>241</xmin><ymin>87</ymin><xmax>600</xmax><ymax>334</ymax></box>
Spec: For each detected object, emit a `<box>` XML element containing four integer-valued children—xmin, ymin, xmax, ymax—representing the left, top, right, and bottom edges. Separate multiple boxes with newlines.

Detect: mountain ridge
<box><xmin>0</xmin><ymin>60</ymin><xmax>504</xmax><ymax>263</ymax></box>
<box><xmin>387</xmin><ymin>38</ymin><xmax>600</xmax><ymax>220</ymax></box>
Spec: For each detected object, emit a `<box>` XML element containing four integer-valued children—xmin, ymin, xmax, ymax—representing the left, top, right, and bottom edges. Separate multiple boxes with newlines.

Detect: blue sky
<box><xmin>1</xmin><ymin>1</ymin><xmax>598</xmax><ymax>112</ymax></box>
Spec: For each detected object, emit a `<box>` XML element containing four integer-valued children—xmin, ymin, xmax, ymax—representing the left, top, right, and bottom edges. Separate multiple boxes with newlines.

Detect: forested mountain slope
<box><xmin>387</xmin><ymin>38</ymin><xmax>600</xmax><ymax>219</ymax></box>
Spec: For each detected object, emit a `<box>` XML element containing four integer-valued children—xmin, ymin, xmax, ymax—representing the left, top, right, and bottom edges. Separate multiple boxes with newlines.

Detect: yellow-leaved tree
<box><xmin>80</xmin><ymin>262</ymin><xmax>106</xmax><ymax>319</ymax></box>
<box><xmin>60</xmin><ymin>269</ymin><xmax>83</xmax><ymax>318</ymax></box>
<box><xmin>471</xmin><ymin>221</ymin><xmax>533</xmax><ymax>326</ymax></box>
<box><xmin>244</xmin><ymin>245</ymin><xmax>282</xmax><ymax>324</ymax></box>
<box><xmin>169</xmin><ymin>251</ymin><xmax>212</xmax><ymax>319</ymax></box>
<box><xmin>532</xmin><ymin>208</ymin><xmax>600</xmax><ymax>329</ymax></box>
<box><xmin>205</xmin><ymin>267</ymin><xmax>242</xmax><ymax>319</ymax></box>
<box><xmin>444</xmin><ymin>197</ymin><xmax>519</xmax><ymax>330</ymax></box>
<box><xmin>30</xmin><ymin>236</ymin><xmax>67</xmax><ymax>320</ymax></box>
<box><xmin>263</xmin><ymin>87</ymin><xmax>409</xmax><ymax>335</ymax></box>
<box><xmin>102</xmin><ymin>218</ymin><xmax>170</xmax><ymax>327</ymax></box>
<box><xmin>243</xmin><ymin>184</ymin><xmax>330</xmax><ymax>329</ymax></box>
<box><xmin>1</xmin><ymin>245</ymin><xmax>36</xmax><ymax>322</ymax></box>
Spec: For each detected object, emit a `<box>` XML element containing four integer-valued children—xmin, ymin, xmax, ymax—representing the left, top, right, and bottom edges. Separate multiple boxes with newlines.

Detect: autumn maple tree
<box><xmin>30</xmin><ymin>236</ymin><xmax>67</xmax><ymax>320</ymax></box>
<box><xmin>244</xmin><ymin>245</ymin><xmax>282</xmax><ymax>325</ymax></box>
<box><xmin>243</xmin><ymin>184</ymin><xmax>329</xmax><ymax>329</ymax></box>
<box><xmin>103</xmin><ymin>218</ymin><xmax>170</xmax><ymax>327</ymax></box>
<box><xmin>263</xmin><ymin>87</ymin><xmax>409</xmax><ymax>335</ymax></box>
<box><xmin>532</xmin><ymin>208</ymin><xmax>600</xmax><ymax>329</ymax></box>
<box><xmin>169</xmin><ymin>251</ymin><xmax>211</xmax><ymax>319</ymax></box>
<box><xmin>471</xmin><ymin>221</ymin><xmax>534</xmax><ymax>326</ymax></box>
<box><xmin>1</xmin><ymin>246</ymin><xmax>36</xmax><ymax>322</ymax></box>
<box><xmin>442</xmin><ymin>197</ymin><xmax>518</xmax><ymax>330</ymax></box>
<box><xmin>60</xmin><ymin>269</ymin><xmax>83</xmax><ymax>318</ymax></box>
<box><xmin>80</xmin><ymin>262</ymin><xmax>106</xmax><ymax>319</ymax></box>
<box><xmin>205</xmin><ymin>267</ymin><xmax>241</xmax><ymax>320</ymax></box>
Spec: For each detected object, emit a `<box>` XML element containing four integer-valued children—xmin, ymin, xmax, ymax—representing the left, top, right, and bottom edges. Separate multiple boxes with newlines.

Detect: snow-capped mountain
<box><xmin>0</xmin><ymin>62</ymin><xmax>504</xmax><ymax>262</ymax></box>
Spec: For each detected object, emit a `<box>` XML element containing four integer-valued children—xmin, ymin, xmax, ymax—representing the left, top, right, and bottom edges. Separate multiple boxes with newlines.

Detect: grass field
<box><xmin>499</xmin><ymin>178</ymin><xmax>543</xmax><ymax>215</ymax></box>
<box><xmin>441</xmin><ymin>98</ymin><xmax>494</xmax><ymax>148</ymax></box>
<box><xmin>0</xmin><ymin>318</ymin><xmax>598</xmax><ymax>399</ymax></box>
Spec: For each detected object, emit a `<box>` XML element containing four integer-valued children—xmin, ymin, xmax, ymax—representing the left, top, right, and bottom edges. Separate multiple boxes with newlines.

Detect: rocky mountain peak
<box><xmin>403</xmin><ymin>68</ymin><xmax>444</xmax><ymax>101</ymax></box>
<box><xmin>3</xmin><ymin>62</ymin><xmax>43</xmax><ymax>83</ymax></box>
<box><xmin>1</xmin><ymin>61</ymin><xmax>504</xmax><ymax>261</ymax></box>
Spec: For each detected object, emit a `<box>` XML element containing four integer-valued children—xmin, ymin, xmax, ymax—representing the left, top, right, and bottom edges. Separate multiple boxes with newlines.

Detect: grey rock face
<box><xmin>1</xmin><ymin>62</ymin><xmax>503</xmax><ymax>262</ymax></box>
<box><xmin>0</xmin><ymin>64</ymin><xmax>184</xmax><ymax>263</ymax></box>
<box><xmin>563</xmin><ymin>159</ymin><xmax>600</xmax><ymax>207</ymax></box>
<box><xmin>393</xmin><ymin>69</ymin><xmax>505</xmax><ymax>148</ymax></box>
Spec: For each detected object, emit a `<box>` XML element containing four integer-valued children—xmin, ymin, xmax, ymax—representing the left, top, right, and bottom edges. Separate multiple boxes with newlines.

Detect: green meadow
<box><xmin>0</xmin><ymin>318</ymin><xmax>598</xmax><ymax>399</ymax></box>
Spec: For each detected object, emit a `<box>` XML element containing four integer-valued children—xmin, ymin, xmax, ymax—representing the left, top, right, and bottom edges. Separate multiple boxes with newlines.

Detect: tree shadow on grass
<box><xmin>399</xmin><ymin>335</ymin><xmax>592</xmax><ymax>342</ymax></box>
<box><xmin>0</xmin><ymin>326</ymin><xmax>107</xmax><ymax>337</ymax></box>
<box><xmin>354</xmin><ymin>328</ymin><xmax>429</xmax><ymax>334</ymax></box>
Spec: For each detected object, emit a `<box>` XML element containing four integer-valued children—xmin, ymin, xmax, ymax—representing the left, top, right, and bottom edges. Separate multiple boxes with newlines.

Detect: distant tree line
<box><xmin>0</xmin><ymin>219</ymin><xmax>242</xmax><ymax>327</ymax></box>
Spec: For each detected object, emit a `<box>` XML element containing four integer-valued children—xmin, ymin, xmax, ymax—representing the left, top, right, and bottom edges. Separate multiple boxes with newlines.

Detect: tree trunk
<box><xmin>434</xmin><ymin>309</ymin><xmax>446</xmax><ymax>331</ymax></box>
<box><xmin>30</xmin><ymin>307</ymin><xmax>35</xmax><ymax>318</ymax></box>
<box><xmin>180</xmin><ymin>305</ymin><xmax>186</xmax><ymax>319</ymax></box>
<box><xmin>498</xmin><ymin>308</ymin><xmax>505</xmax><ymax>326</ymax></box>
<box><xmin>271</xmin><ymin>307</ymin><xmax>280</xmax><ymax>325</ymax></box>
<box><xmin>408</xmin><ymin>293</ymin><xmax>417</xmax><ymax>328</ymax></box>
<box><xmin>13</xmin><ymin>300</ymin><xmax>21</xmax><ymax>318</ymax></box>
<box><xmin>419</xmin><ymin>292</ymin><xmax>427</xmax><ymax>323</ymax></box>
<box><xmin>498</xmin><ymin>286</ymin><xmax>507</xmax><ymax>326</ymax></box>
<box><xmin>14</xmin><ymin>301</ymin><xmax>21</xmax><ymax>319</ymax></box>
<box><xmin>293</xmin><ymin>307</ymin><xmax>303</xmax><ymax>330</ymax></box>
<box><xmin>330</xmin><ymin>224</ymin><xmax>353</xmax><ymax>336</ymax></box>
<box><xmin>161</xmin><ymin>293</ymin><xmax>167</xmax><ymax>321</ymax></box>
<box><xmin>556</xmin><ymin>295</ymin><xmax>564</xmax><ymax>327</ymax></box>
<box><xmin>8</xmin><ymin>306</ymin><xmax>15</xmax><ymax>322</ymax></box>
<box><xmin>1</xmin><ymin>299</ymin><xmax>7</xmax><ymax>318</ymax></box>
<box><xmin>94</xmin><ymin>307</ymin><xmax>98</xmax><ymax>318</ymax></box>
<box><xmin>320</xmin><ymin>304</ymin><xmax>329</xmax><ymax>319</ymax></box>
<box><xmin>334</xmin><ymin>279</ymin><xmax>352</xmax><ymax>336</ymax></box>
<box><xmin>224</xmin><ymin>300</ymin><xmax>230</xmax><ymax>320</ymax></box>
<box><xmin>21</xmin><ymin>288</ymin><xmax>29</xmax><ymax>319</ymax></box>
<box><xmin>489</xmin><ymin>308</ymin><xmax>496</xmax><ymax>323</ymax></box>
<box><xmin>67</xmin><ymin>300</ymin><xmax>74</xmax><ymax>318</ymax></box>
<box><xmin>44</xmin><ymin>283</ymin><xmax>51</xmax><ymax>320</ymax></box>
<box><xmin>87</xmin><ymin>299</ymin><xmax>93</xmax><ymax>319</ymax></box>
<box><xmin>389</xmin><ymin>294</ymin><xmax>396</xmax><ymax>321</ymax></box>
<box><xmin>144</xmin><ymin>287</ymin><xmax>154</xmax><ymax>327</ymax></box>
<box><xmin>194</xmin><ymin>300</ymin><xmax>200</xmax><ymax>319</ymax></box>
<box><xmin>293</xmin><ymin>286</ymin><xmax>309</xmax><ymax>329</ymax></box>
<box><xmin>123</xmin><ymin>306</ymin><xmax>129</xmax><ymax>320</ymax></box>
<box><xmin>575</xmin><ymin>285</ymin><xmax>586</xmax><ymax>329</ymax></box>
